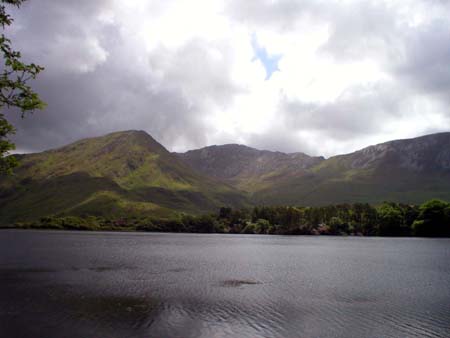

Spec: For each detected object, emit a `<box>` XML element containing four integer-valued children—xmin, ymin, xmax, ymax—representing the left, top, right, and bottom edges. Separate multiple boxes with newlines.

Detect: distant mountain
<box><xmin>178</xmin><ymin>133</ymin><xmax>450</xmax><ymax>205</ymax></box>
<box><xmin>176</xmin><ymin>144</ymin><xmax>324</xmax><ymax>191</ymax></box>
<box><xmin>1</xmin><ymin>131</ymin><xmax>449</xmax><ymax>224</ymax></box>
<box><xmin>0</xmin><ymin>131</ymin><xmax>248</xmax><ymax>224</ymax></box>
<box><xmin>325</xmin><ymin>132</ymin><xmax>450</xmax><ymax>172</ymax></box>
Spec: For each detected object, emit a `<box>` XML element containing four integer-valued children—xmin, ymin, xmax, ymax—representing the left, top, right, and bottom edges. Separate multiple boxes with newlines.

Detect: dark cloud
<box><xmin>393</xmin><ymin>20</ymin><xmax>450</xmax><ymax>100</ymax></box>
<box><xmin>280</xmin><ymin>82</ymin><xmax>406</xmax><ymax>140</ymax></box>
<box><xmin>7</xmin><ymin>0</ymin><xmax>241</xmax><ymax>153</ymax></box>
<box><xmin>3</xmin><ymin>0</ymin><xmax>450</xmax><ymax>156</ymax></box>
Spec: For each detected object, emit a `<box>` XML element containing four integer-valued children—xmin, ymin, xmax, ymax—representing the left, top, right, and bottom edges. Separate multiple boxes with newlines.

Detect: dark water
<box><xmin>1</xmin><ymin>231</ymin><xmax>450</xmax><ymax>338</ymax></box>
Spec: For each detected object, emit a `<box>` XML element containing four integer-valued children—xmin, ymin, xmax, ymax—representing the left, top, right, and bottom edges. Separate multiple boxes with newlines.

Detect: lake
<box><xmin>1</xmin><ymin>230</ymin><xmax>449</xmax><ymax>338</ymax></box>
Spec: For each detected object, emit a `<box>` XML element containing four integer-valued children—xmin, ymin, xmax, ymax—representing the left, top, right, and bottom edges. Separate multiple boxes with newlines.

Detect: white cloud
<box><xmin>7</xmin><ymin>0</ymin><xmax>450</xmax><ymax>156</ymax></box>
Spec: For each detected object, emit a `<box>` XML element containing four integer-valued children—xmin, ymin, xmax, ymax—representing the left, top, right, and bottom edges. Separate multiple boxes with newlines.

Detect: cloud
<box><xmin>393</xmin><ymin>20</ymin><xmax>450</xmax><ymax>99</ymax></box>
<box><xmin>7</xmin><ymin>0</ymin><xmax>242</xmax><ymax>153</ymax></box>
<box><xmin>4</xmin><ymin>0</ymin><xmax>450</xmax><ymax>157</ymax></box>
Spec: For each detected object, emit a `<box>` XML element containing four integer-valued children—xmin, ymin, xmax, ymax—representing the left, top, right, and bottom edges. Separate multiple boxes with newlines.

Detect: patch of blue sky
<box><xmin>251</xmin><ymin>34</ymin><xmax>283</xmax><ymax>80</ymax></box>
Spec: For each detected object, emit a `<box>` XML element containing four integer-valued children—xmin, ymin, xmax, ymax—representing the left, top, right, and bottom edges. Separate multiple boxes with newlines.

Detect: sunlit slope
<box><xmin>178</xmin><ymin>132</ymin><xmax>450</xmax><ymax>206</ymax></box>
<box><xmin>252</xmin><ymin>132</ymin><xmax>450</xmax><ymax>205</ymax></box>
<box><xmin>2</xmin><ymin>131</ymin><xmax>448</xmax><ymax>223</ymax></box>
<box><xmin>0</xmin><ymin>130</ymin><xmax>248</xmax><ymax>223</ymax></box>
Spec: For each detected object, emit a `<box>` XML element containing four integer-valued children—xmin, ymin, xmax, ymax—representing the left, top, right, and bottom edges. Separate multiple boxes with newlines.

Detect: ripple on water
<box><xmin>1</xmin><ymin>231</ymin><xmax>450</xmax><ymax>338</ymax></box>
<box><xmin>217</xmin><ymin>279</ymin><xmax>263</xmax><ymax>287</ymax></box>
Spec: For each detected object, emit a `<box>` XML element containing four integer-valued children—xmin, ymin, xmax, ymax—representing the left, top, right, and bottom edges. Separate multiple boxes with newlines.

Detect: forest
<box><xmin>11</xmin><ymin>199</ymin><xmax>450</xmax><ymax>237</ymax></box>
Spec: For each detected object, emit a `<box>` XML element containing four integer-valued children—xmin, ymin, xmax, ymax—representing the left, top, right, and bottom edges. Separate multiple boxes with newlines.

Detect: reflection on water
<box><xmin>1</xmin><ymin>230</ymin><xmax>450</xmax><ymax>338</ymax></box>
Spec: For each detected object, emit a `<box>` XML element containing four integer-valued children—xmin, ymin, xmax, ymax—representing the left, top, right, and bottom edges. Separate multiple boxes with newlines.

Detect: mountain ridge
<box><xmin>1</xmin><ymin>130</ymin><xmax>449</xmax><ymax>224</ymax></box>
<box><xmin>178</xmin><ymin>131</ymin><xmax>450</xmax><ymax>205</ymax></box>
<box><xmin>176</xmin><ymin>143</ymin><xmax>324</xmax><ymax>192</ymax></box>
<box><xmin>0</xmin><ymin>130</ymin><xmax>249</xmax><ymax>224</ymax></box>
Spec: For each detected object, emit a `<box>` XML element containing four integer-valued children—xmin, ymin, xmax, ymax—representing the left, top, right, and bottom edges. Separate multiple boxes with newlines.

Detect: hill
<box><xmin>176</xmin><ymin>144</ymin><xmax>324</xmax><ymax>192</ymax></box>
<box><xmin>0</xmin><ymin>130</ymin><xmax>248</xmax><ymax>224</ymax></box>
<box><xmin>2</xmin><ymin>131</ymin><xmax>449</xmax><ymax>224</ymax></box>
<box><xmin>178</xmin><ymin>133</ymin><xmax>450</xmax><ymax>205</ymax></box>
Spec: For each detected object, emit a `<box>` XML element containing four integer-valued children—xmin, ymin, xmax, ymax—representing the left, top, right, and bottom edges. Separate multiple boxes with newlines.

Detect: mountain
<box><xmin>178</xmin><ymin>133</ymin><xmax>450</xmax><ymax>205</ymax></box>
<box><xmin>0</xmin><ymin>131</ymin><xmax>248</xmax><ymax>224</ymax></box>
<box><xmin>1</xmin><ymin>131</ymin><xmax>449</xmax><ymax>224</ymax></box>
<box><xmin>176</xmin><ymin>144</ymin><xmax>324</xmax><ymax>191</ymax></box>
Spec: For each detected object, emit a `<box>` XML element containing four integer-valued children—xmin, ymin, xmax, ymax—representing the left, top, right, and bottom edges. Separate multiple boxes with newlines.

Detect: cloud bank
<box><xmin>5</xmin><ymin>0</ymin><xmax>450</xmax><ymax>157</ymax></box>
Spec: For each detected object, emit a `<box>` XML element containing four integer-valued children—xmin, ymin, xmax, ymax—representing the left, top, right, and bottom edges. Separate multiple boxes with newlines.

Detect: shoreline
<box><xmin>2</xmin><ymin>227</ymin><xmax>449</xmax><ymax>238</ymax></box>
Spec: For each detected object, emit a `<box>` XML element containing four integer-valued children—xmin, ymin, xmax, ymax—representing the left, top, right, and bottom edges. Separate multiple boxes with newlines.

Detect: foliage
<box><xmin>9</xmin><ymin>199</ymin><xmax>449</xmax><ymax>237</ymax></box>
<box><xmin>412</xmin><ymin>199</ymin><xmax>450</xmax><ymax>237</ymax></box>
<box><xmin>0</xmin><ymin>117</ymin><xmax>16</xmax><ymax>172</ymax></box>
<box><xmin>376</xmin><ymin>203</ymin><xmax>410</xmax><ymax>236</ymax></box>
<box><xmin>0</xmin><ymin>0</ymin><xmax>45</xmax><ymax>174</ymax></box>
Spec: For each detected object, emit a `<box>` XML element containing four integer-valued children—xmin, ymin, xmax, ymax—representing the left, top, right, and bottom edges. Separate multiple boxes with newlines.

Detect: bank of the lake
<box><xmin>7</xmin><ymin>199</ymin><xmax>450</xmax><ymax>237</ymax></box>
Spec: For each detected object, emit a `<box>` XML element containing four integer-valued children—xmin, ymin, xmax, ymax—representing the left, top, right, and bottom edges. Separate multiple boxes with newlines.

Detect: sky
<box><xmin>4</xmin><ymin>0</ymin><xmax>450</xmax><ymax>157</ymax></box>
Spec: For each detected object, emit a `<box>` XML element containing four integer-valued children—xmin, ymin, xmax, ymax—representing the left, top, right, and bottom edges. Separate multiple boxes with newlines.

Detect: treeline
<box><xmin>12</xmin><ymin>199</ymin><xmax>450</xmax><ymax>237</ymax></box>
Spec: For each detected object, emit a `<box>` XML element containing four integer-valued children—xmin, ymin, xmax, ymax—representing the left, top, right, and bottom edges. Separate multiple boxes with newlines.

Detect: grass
<box><xmin>3</xmin><ymin>129</ymin><xmax>448</xmax><ymax>223</ymax></box>
<box><xmin>0</xmin><ymin>131</ymin><xmax>248</xmax><ymax>224</ymax></box>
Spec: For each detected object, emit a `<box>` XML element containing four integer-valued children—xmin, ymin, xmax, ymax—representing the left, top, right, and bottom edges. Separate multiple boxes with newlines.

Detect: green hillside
<box><xmin>1</xmin><ymin>131</ymin><xmax>449</xmax><ymax>224</ymax></box>
<box><xmin>179</xmin><ymin>132</ymin><xmax>450</xmax><ymax>206</ymax></box>
<box><xmin>0</xmin><ymin>131</ymin><xmax>248</xmax><ymax>224</ymax></box>
<box><xmin>252</xmin><ymin>133</ymin><xmax>450</xmax><ymax>205</ymax></box>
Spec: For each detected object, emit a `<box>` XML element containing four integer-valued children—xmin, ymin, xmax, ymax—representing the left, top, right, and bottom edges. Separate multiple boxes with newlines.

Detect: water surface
<box><xmin>1</xmin><ymin>230</ymin><xmax>449</xmax><ymax>337</ymax></box>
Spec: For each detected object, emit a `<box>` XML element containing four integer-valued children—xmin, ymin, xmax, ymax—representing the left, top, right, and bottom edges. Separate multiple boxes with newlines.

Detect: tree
<box><xmin>376</xmin><ymin>203</ymin><xmax>407</xmax><ymax>236</ymax></box>
<box><xmin>254</xmin><ymin>218</ymin><xmax>270</xmax><ymax>234</ymax></box>
<box><xmin>412</xmin><ymin>199</ymin><xmax>450</xmax><ymax>237</ymax></box>
<box><xmin>329</xmin><ymin>216</ymin><xmax>347</xmax><ymax>235</ymax></box>
<box><xmin>0</xmin><ymin>0</ymin><xmax>45</xmax><ymax>174</ymax></box>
